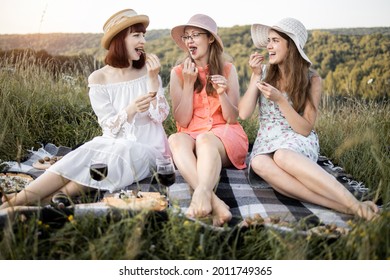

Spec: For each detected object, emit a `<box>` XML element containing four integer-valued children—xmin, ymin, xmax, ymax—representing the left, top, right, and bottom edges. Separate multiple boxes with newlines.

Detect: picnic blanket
<box><xmin>3</xmin><ymin>143</ymin><xmax>372</xmax><ymax>234</ymax></box>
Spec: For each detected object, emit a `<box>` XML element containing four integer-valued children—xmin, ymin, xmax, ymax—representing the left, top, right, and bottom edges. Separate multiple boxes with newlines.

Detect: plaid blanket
<box><xmin>4</xmin><ymin>143</ymin><xmax>371</xmax><ymax>233</ymax></box>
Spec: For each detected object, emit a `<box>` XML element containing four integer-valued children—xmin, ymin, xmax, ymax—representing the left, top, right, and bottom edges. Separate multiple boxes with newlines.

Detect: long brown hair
<box><xmin>264</xmin><ymin>29</ymin><xmax>315</xmax><ymax>114</ymax></box>
<box><xmin>104</xmin><ymin>23</ymin><xmax>146</xmax><ymax>69</ymax></box>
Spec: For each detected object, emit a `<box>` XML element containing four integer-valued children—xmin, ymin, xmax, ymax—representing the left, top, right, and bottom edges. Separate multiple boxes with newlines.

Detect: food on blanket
<box><xmin>243</xmin><ymin>213</ymin><xmax>265</xmax><ymax>226</ymax></box>
<box><xmin>242</xmin><ymin>214</ymin><xmax>289</xmax><ymax>228</ymax></box>
<box><xmin>32</xmin><ymin>156</ymin><xmax>63</xmax><ymax>170</ymax></box>
<box><xmin>307</xmin><ymin>224</ymin><xmax>349</xmax><ymax>238</ymax></box>
<box><xmin>0</xmin><ymin>172</ymin><xmax>34</xmax><ymax>196</ymax></box>
<box><xmin>102</xmin><ymin>191</ymin><xmax>168</xmax><ymax>211</ymax></box>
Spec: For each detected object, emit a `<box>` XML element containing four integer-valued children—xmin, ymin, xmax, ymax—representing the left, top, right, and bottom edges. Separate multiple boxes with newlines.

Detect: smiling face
<box><xmin>266</xmin><ymin>29</ymin><xmax>289</xmax><ymax>66</ymax></box>
<box><xmin>124</xmin><ymin>29</ymin><xmax>146</xmax><ymax>61</ymax></box>
<box><xmin>183</xmin><ymin>27</ymin><xmax>214</xmax><ymax>63</ymax></box>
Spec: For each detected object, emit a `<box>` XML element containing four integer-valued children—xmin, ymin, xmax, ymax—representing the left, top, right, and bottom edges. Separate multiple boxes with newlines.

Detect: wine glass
<box><xmin>156</xmin><ymin>156</ymin><xmax>176</xmax><ymax>195</ymax></box>
<box><xmin>89</xmin><ymin>162</ymin><xmax>108</xmax><ymax>181</ymax></box>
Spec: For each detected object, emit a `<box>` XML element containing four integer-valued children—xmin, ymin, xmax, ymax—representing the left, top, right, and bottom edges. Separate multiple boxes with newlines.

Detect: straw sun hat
<box><xmin>101</xmin><ymin>9</ymin><xmax>149</xmax><ymax>50</ymax></box>
<box><xmin>171</xmin><ymin>14</ymin><xmax>224</xmax><ymax>51</ymax></box>
<box><xmin>251</xmin><ymin>17</ymin><xmax>311</xmax><ymax>65</ymax></box>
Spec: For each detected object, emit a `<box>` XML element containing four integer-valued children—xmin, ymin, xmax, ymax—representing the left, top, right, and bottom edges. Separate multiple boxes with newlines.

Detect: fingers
<box><xmin>249</xmin><ymin>52</ymin><xmax>265</xmax><ymax>66</ymax></box>
<box><xmin>208</xmin><ymin>75</ymin><xmax>228</xmax><ymax>89</ymax></box>
<box><xmin>134</xmin><ymin>94</ymin><xmax>156</xmax><ymax>112</ymax></box>
<box><xmin>183</xmin><ymin>58</ymin><xmax>197</xmax><ymax>74</ymax></box>
<box><xmin>256</xmin><ymin>81</ymin><xmax>272</xmax><ymax>99</ymax></box>
<box><xmin>146</xmin><ymin>53</ymin><xmax>161</xmax><ymax>72</ymax></box>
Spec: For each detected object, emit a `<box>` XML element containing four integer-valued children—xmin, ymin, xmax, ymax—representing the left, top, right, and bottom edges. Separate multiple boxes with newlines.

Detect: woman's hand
<box><xmin>257</xmin><ymin>82</ymin><xmax>284</xmax><ymax>103</ymax></box>
<box><xmin>127</xmin><ymin>93</ymin><xmax>157</xmax><ymax>118</ymax></box>
<box><xmin>208</xmin><ymin>75</ymin><xmax>228</xmax><ymax>95</ymax></box>
<box><xmin>249</xmin><ymin>52</ymin><xmax>265</xmax><ymax>77</ymax></box>
<box><xmin>146</xmin><ymin>53</ymin><xmax>161</xmax><ymax>92</ymax></box>
<box><xmin>182</xmin><ymin>57</ymin><xmax>198</xmax><ymax>85</ymax></box>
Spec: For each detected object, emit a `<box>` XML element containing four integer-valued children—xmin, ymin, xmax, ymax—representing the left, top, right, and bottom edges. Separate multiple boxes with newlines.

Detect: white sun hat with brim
<box><xmin>101</xmin><ymin>9</ymin><xmax>149</xmax><ymax>50</ymax></box>
<box><xmin>171</xmin><ymin>14</ymin><xmax>224</xmax><ymax>51</ymax></box>
<box><xmin>251</xmin><ymin>17</ymin><xmax>312</xmax><ymax>65</ymax></box>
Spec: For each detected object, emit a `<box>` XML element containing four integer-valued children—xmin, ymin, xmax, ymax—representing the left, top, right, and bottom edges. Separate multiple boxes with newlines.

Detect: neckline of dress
<box><xmin>88</xmin><ymin>74</ymin><xmax>148</xmax><ymax>87</ymax></box>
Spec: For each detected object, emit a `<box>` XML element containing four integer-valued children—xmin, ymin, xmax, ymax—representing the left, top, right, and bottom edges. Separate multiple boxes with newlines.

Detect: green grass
<box><xmin>0</xmin><ymin>53</ymin><xmax>389</xmax><ymax>260</ymax></box>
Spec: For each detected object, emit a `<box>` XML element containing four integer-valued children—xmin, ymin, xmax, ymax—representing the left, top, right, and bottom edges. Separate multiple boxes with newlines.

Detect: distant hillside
<box><xmin>315</xmin><ymin>27</ymin><xmax>390</xmax><ymax>36</ymax></box>
<box><xmin>0</xmin><ymin>29</ymin><xmax>170</xmax><ymax>58</ymax></box>
<box><xmin>0</xmin><ymin>27</ymin><xmax>387</xmax><ymax>57</ymax></box>
<box><xmin>1</xmin><ymin>26</ymin><xmax>389</xmax><ymax>98</ymax></box>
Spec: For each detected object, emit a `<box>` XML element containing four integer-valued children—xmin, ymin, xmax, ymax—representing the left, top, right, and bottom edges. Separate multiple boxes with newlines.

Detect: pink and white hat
<box><xmin>171</xmin><ymin>14</ymin><xmax>224</xmax><ymax>51</ymax></box>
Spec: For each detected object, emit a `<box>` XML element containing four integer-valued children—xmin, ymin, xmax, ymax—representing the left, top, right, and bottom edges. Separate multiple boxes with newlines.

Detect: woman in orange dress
<box><xmin>169</xmin><ymin>14</ymin><xmax>248</xmax><ymax>226</ymax></box>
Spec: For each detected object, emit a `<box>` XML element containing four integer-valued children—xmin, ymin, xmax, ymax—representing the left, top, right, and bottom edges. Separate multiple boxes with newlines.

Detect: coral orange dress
<box><xmin>173</xmin><ymin>63</ymin><xmax>248</xmax><ymax>169</ymax></box>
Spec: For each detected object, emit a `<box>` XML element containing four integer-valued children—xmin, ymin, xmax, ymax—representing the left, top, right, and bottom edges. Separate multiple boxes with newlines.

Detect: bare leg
<box><xmin>168</xmin><ymin>133</ymin><xmax>198</xmax><ymax>189</ymax></box>
<box><xmin>39</xmin><ymin>180</ymin><xmax>89</xmax><ymax>205</ymax></box>
<box><xmin>168</xmin><ymin>132</ymin><xmax>232</xmax><ymax>225</ymax></box>
<box><xmin>0</xmin><ymin>171</ymin><xmax>70</xmax><ymax>209</ymax></box>
<box><xmin>251</xmin><ymin>150</ymin><xmax>379</xmax><ymax>220</ymax></box>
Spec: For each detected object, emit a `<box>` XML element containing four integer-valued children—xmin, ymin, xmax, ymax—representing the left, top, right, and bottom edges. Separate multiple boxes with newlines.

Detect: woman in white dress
<box><xmin>239</xmin><ymin>17</ymin><xmax>378</xmax><ymax>220</ymax></box>
<box><xmin>0</xmin><ymin>9</ymin><xmax>170</xmax><ymax>209</ymax></box>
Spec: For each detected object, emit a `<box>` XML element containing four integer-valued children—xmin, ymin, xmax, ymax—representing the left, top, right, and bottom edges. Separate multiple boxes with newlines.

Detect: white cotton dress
<box><xmin>47</xmin><ymin>75</ymin><xmax>171</xmax><ymax>193</ymax></box>
<box><xmin>250</xmin><ymin>69</ymin><xmax>320</xmax><ymax>163</ymax></box>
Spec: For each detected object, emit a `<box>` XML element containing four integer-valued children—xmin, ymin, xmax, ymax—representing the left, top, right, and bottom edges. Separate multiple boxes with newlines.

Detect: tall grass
<box><xmin>0</xmin><ymin>52</ymin><xmax>99</xmax><ymax>161</ymax></box>
<box><xmin>0</xmin><ymin>52</ymin><xmax>389</xmax><ymax>260</ymax></box>
<box><xmin>316</xmin><ymin>98</ymin><xmax>390</xmax><ymax>204</ymax></box>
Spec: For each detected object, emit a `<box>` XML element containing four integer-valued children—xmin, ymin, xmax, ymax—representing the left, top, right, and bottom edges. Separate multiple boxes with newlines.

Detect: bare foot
<box><xmin>211</xmin><ymin>194</ymin><xmax>232</xmax><ymax>227</ymax></box>
<box><xmin>355</xmin><ymin>201</ymin><xmax>379</xmax><ymax>221</ymax></box>
<box><xmin>186</xmin><ymin>187</ymin><xmax>212</xmax><ymax>218</ymax></box>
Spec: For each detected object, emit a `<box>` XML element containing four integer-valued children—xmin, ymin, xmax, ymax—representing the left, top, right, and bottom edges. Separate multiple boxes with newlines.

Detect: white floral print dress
<box><xmin>250</xmin><ymin>91</ymin><xmax>320</xmax><ymax>163</ymax></box>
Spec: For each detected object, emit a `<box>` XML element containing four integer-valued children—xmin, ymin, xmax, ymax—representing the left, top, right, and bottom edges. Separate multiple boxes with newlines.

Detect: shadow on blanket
<box><xmin>3</xmin><ymin>143</ymin><xmax>374</xmax><ymax>234</ymax></box>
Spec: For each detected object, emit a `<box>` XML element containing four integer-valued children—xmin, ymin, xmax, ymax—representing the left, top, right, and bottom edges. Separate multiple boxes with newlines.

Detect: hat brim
<box><xmin>171</xmin><ymin>24</ymin><xmax>223</xmax><ymax>51</ymax></box>
<box><xmin>251</xmin><ymin>23</ymin><xmax>311</xmax><ymax>65</ymax></box>
<box><xmin>101</xmin><ymin>15</ymin><xmax>149</xmax><ymax>50</ymax></box>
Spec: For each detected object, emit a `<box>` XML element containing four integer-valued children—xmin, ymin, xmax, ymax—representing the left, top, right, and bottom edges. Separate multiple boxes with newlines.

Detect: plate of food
<box><xmin>0</xmin><ymin>172</ymin><xmax>35</xmax><ymax>197</ymax></box>
<box><xmin>32</xmin><ymin>156</ymin><xmax>63</xmax><ymax>170</ymax></box>
<box><xmin>102</xmin><ymin>190</ymin><xmax>168</xmax><ymax>212</ymax></box>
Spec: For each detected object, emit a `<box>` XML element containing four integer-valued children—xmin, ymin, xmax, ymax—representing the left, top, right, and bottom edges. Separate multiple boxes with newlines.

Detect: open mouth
<box><xmin>135</xmin><ymin>48</ymin><xmax>145</xmax><ymax>56</ymax></box>
<box><xmin>189</xmin><ymin>47</ymin><xmax>197</xmax><ymax>55</ymax></box>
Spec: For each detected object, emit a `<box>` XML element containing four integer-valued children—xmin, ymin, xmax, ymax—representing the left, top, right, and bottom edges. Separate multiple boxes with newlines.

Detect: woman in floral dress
<box><xmin>239</xmin><ymin>17</ymin><xmax>378</xmax><ymax>220</ymax></box>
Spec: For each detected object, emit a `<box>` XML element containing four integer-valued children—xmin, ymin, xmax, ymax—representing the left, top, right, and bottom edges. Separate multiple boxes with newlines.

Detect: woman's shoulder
<box><xmin>88</xmin><ymin>66</ymin><xmax>148</xmax><ymax>86</ymax></box>
<box><xmin>88</xmin><ymin>66</ymin><xmax>109</xmax><ymax>85</ymax></box>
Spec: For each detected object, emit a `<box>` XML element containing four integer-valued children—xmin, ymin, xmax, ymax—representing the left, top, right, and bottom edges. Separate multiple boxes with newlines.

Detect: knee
<box><xmin>195</xmin><ymin>133</ymin><xmax>216</xmax><ymax>153</ymax></box>
<box><xmin>168</xmin><ymin>133</ymin><xmax>191</xmax><ymax>154</ymax></box>
<box><xmin>273</xmin><ymin>149</ymin><xmax>294</xmax><ymax>170</ymax></box>
<box><xmin>168</xmin><ymin>133</ymin><xmax>180</xmax><ymax>152</ymax></box>
<box><xmin>195</xmin><ymin>133</ymin><xmax>213</xmax><ymax>147</ymax></box>
<box><xmin>251</xmin><ymin>156</ymin><xmax>274</xmax><ymax>178</ymax></box>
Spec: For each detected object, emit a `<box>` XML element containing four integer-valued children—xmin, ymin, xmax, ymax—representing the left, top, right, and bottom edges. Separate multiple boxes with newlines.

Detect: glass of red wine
<box><xmin>90</xmin><ymin>162</ymin><xmax>108</xmax><ymax>181</ymax></box>
<box><xmin>156</xmin><ymin>156</ymin><xmax>176</xmax><ymax>195</ymax></box>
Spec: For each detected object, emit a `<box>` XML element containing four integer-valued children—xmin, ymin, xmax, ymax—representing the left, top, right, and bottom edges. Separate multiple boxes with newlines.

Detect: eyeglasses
<box><xmin>181</xmin><ymin>32</ymin><xmax>208</xmax><ymax>42</ymax></box>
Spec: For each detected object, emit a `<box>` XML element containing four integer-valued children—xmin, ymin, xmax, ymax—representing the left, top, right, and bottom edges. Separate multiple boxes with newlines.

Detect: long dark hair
<box><xmin>104</xmin><ymin>23</ymin><xmax>146</xmax><ymax>69</ymax></box>
<box><xmin>264</xmin><ymin>29</ymin><xmax>315</xmax><ymax>114</ymax></box>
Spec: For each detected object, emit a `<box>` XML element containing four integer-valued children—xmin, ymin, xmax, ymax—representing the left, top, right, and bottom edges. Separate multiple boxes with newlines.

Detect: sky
<box><xmin>1</xmin><ymin>0</ymin><xmax>390</xmax><ymax>34</ymax></box>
